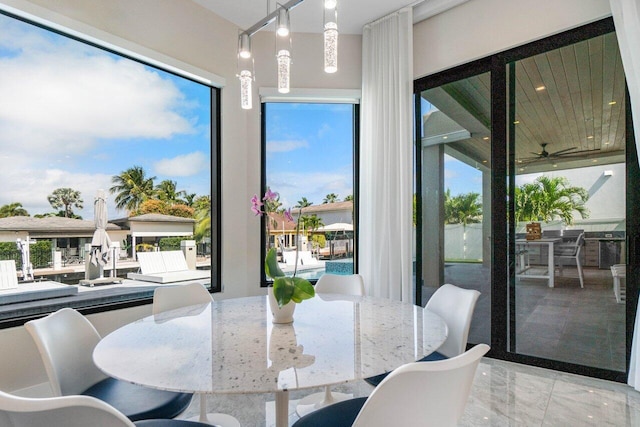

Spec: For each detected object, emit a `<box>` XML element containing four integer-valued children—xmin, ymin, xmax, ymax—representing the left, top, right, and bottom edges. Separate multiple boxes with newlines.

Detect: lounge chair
<box><xmin>127</xmin><ymin>251</ymin><xmax>211</xmax><ymax>283</ymax></box>
<box><xmin>0</xmin><ymin>259</ymin><xmax>77</xmax><ymax>304</ymax></box>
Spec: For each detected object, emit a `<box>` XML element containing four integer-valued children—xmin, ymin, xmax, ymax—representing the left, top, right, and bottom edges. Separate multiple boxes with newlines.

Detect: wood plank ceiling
<box><xmin>421</xmin><ymin>32</ymin><xmax>625</xmax><ymax>175</ymax></box>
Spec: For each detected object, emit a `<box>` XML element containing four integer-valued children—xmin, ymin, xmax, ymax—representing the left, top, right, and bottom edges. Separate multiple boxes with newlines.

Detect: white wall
<box><xmin>413</xmin><ymin>0</ymin><xmax>612</xmax><ymax>78</ymax></box>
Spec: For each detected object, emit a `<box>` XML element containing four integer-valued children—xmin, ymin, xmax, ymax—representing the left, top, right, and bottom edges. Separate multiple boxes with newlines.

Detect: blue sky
<box><xmin>265</xmin><ymin>103</ymin><xmax>354</xmax><ymax>209</ymax></box>
<box><xmin>0</xmin><ymin>13</ymin><xmax>211</xmax><ymax>220</ymax></box>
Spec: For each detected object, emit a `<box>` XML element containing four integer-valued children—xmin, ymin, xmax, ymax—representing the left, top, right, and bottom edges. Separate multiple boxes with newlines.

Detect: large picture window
<box><xmin>0</xmin><ymin>11</ymin><xmax>219</xmax><ymax>326</ymax></box>
<box><xmin>261</xmin><ymin>102</ymin><xmax>358</xmax><ymax>283</ymax></box>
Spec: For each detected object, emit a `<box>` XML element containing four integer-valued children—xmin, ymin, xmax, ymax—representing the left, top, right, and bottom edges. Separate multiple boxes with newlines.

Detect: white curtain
<box><xmin>610</xmin><ymin>0</ymin><xmax>640</xmax><ymax>391</ymax></box>
<box><xmin>359</xmin><ymin>7</ymin><xmax>413</xmax><ymax>302</ymax></box>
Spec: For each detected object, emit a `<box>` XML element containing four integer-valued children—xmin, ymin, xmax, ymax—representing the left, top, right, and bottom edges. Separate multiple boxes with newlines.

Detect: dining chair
<box><xmin>25</xmin><ymin>308</ymin><xmax>193</xmax><ymax>422</ymax></box>
<box><xmin>296</xmin><ymin>273</ymin><xmax>366</xmax><ymax>417</ymax></box>
<box><xmin>293</xmin><ymin>343</ymin><xmax>490</xmax><ymax>427</ymax></box>
<box><xmin>554</xmin><ymin>231</ymin><xmax>585</xmax><ymax>288</ymax></box>
<box><xmin>365</xmin><ymin>283</ymin><xmax>480</xmax><ymax>386</ymax></box>
<box><xmin>152</xmin><ymin>283</ymin><xmax>240</xmax><ymax>427</ymax></box>
<box><xmin>0</xmin><ymin>389</ymin><xmax>211</xmax><ymax>427</ymax></box>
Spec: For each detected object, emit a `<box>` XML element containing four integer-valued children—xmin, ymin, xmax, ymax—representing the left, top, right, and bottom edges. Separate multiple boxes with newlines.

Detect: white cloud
<box><xmin>266</xmin><ymin>140</ymin><xmax>309</xmax><ymax>153</ymax></box>
<box><xmin>154</xmin><ymin>152</ymin><xmax>208</xmax><ymax>177</ymax></box>
<box><xmin>0</xmin><ymin>19</ymin><xmax>193</xmax><ymax>158</ymax></box>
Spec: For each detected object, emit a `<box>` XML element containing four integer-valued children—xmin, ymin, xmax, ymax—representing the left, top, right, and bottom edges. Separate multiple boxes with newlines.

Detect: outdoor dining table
<box><xmin>93</xmin><ymin>293</ymin><xmax>448</xmax><ymax>427</ymax></box>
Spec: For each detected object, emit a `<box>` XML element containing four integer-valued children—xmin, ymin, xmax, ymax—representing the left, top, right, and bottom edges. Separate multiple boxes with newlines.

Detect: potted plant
<box><xmin>251</xmin><ymin>190</ymin><xmax>315</xmax><ymax>321</ymax></box>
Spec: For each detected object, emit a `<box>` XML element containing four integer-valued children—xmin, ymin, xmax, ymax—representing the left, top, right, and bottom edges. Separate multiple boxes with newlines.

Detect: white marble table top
<box><xmin>93</xmin><ymin>294</ymin><xmax>447</xmax><ymax>395</ymax></box>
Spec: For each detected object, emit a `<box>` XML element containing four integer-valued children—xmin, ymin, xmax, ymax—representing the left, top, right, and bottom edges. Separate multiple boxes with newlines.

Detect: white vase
<box><xmin>268</xmin><ymin>287</ymin><xmax>296</xmax><ymax>324</ymax></box>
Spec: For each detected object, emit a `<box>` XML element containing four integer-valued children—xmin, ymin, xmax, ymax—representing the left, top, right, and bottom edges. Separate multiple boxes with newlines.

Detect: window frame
<box><xmin>260</xmin><ymin>98</ymin><xmax>360</xmax><ymax>287</ymax></box>
<box><xmin>0</xmin><ymin>10</ymin><xmax>221</xmax><ymax>329</ymax></box>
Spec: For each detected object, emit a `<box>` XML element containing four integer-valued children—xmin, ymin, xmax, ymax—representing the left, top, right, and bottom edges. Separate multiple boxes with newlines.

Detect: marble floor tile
<box><xmin>179</xmin><ymin>357</ymin><xmax>640</xmax><ymax>426</ymax></box>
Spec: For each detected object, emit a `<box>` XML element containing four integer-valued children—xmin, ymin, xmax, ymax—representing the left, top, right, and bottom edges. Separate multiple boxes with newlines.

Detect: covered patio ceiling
<box><xmin>421</xmin><ymin>32</ymin><xmax>625</xmax><ymax>175</ymax></box>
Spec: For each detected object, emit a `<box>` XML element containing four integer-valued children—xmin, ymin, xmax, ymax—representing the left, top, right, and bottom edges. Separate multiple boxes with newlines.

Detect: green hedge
<box><xmin>158</xmin><ymin>236</ymin><xmax>194</xmax><ymax>251</ymax></box>
<box><xmin>0</xmin><ymin>240</ymin><xmax>52</xmax><ymax>268</ymax></box>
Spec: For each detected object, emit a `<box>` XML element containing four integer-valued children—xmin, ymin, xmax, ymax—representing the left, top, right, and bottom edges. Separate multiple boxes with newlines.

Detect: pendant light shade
<box><xmin>276</xmin><ymin>7</ymin><xmax>290</xmax><ymax>37</ymax></box>
<box><xmin>324</xmin><ymin>0</ymin><xmax>337</xmax><ymax>8</ymax></box>
<box><xmin>239</xmin><ymin>69</ymin><xmax>252</xmax><ymax>109</ymax></box>
<box><xmin>323</xmin><ymin>3</ymin><xmax>338</xmax><ymax>73</ymax></box>
<box><xmin>277</xmin><ymin>49</ymin><xmax>291</xmax><ymax>93</ymax></box>
<box><xmin>238</xmin><ymin>33</ymin><xmax>251</xmax><ymax>59</ymax></box>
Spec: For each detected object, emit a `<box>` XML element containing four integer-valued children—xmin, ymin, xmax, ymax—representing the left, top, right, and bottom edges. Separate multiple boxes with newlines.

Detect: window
<box><xmin>0</xmin><ymin>11</ymin><xmax>220</xmax><ymax>326</ymax></box>
<box><xmin>261</xmin><ymin>102</ymin><xmax>358</xmax><ymax>283</ymax></box>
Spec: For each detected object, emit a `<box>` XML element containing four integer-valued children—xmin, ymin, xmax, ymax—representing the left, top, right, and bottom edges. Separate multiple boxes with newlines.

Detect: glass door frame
<box><xmin>414</xmin><ymin>17</ymin><xmax>637</xmax><ymax>382</ymax></box>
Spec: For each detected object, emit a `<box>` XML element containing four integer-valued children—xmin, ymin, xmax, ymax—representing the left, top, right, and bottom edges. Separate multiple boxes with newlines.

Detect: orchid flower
<box><xmin>284</xmin><ymin>208</ymin><xmax>293</xmax><ymax>223</ymax></box>
<box><xmin>264</xmin><ymin>188</ymin><xmax>278</xmax><ymax>202</ymax></box>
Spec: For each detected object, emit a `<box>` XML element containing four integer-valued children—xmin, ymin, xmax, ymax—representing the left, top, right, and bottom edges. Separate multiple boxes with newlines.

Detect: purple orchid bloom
<box><xmin>251</xmin><ymin>194</ymin><xmax>263</xmax><ymax>216</ymax></box>
<box><xmin>284</xmin><ymin>208</ymin><xmax>294</xmax><ymax>223</ymax></box>
<box><xmin>263</xmin><ymin>188</ymin><xmax>278</xmax><ymax>202</ymax></box>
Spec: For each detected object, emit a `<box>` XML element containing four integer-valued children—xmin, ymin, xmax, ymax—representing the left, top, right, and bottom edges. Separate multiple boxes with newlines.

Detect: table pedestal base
<box><xmin>187</xmin><ymin>394</ymin><xmax>240</xmax><ymax>427</ymax></box>
<box><xmin>295</xmin><ymin>387</ymin><xmax>352</xmax><ymax>417</ymax></box>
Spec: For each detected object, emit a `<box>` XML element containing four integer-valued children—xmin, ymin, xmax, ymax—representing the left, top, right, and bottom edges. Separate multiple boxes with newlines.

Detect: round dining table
<box><xmin>93</xmin><ymin>293</ymin><xmax>448</xmax><ymax>427</ymax></box>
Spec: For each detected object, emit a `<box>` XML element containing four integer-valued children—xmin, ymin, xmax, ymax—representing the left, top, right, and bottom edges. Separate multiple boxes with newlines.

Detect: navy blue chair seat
<box><xmin>363</xmin><ymin>351</ymin><xmax>447</xmax><ymax>387</ymax></box>
<box><xmin>83</xmin><ymin>377</ymin><xmax>193</xmax><ymax>422</ymax></box>
<box><xmin>135</xmin><ymin>421</ymin><xmax>211</xmax><ymax>427</ymax></box>
<box><xmin>292</xmin><ymin>397</ymin><xmax>367</xmax><ymax>427</ymax></box>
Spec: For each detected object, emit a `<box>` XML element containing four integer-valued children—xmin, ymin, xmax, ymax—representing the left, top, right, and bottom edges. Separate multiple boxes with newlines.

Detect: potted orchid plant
<box><xmin>251</xmin><ymin>189</ymin><xmax>315</xmax><ymax>309</ymax></box>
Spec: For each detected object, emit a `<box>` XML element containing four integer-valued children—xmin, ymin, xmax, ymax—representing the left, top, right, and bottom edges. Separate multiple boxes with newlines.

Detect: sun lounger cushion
<box><xmin>0</xmin><ymin>260</ymin><xmax>19</xmax><ymax>290</ymax></box>
<box><xmin>127</xmin><ymin>251</ymin><xmax>210</xmax><ymax>283</ymax></box>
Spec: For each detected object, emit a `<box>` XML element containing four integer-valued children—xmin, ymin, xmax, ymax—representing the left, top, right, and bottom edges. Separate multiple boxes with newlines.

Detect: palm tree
<box><xmin>515</xmin><ymin>176</ymin><xmax>589</xmax><ymax>224</ymax></box>
<box><xmin>296</xmin><ymin>197</ymin><xmax>313</xmax><ymax>208</ymax></box>
<box><xmin>323</xmin><ymin>193</ymin><xmax>339</xmax><ymax>204</ymax></box>
<box><xmin>193</xmin><ymin>195</ymin><xmax>211</xmax><ymax>241</ymax></box>
<box><xmin>47</xmin><ymin>188</ymin><xmax>83</xmax><ymax>218</ymax></box>
<box><xmin>183</xmin><ymin>193</ymin><xmax>197</xmax><ymax>207</ymax></box>
<box><xmin>155</xmin><ymin>180</ymin><xmax>187</xmax><ymax>204</ymax></box>
<box><xmin>343</xmin><ymin>194</ymin><xmax>354</xmax><ymax>202</ymax></box>
<box><xmin>449</xmin><ymin>192</ymin><xmax>483</xmax><ymax>226</ymax></box>
<box><xmin>110</xmin><ymin>166</ymin><xmax>156</xmax><ymax>212</ymax></box>
<box><xmin>0</xmin><ymin>202</ymin><xmax>29</xmax><ymax>218</ymax></box>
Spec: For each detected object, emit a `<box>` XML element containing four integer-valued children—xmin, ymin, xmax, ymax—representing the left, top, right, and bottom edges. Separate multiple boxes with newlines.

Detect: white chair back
<box><xmin>315</xmin><ymin>273</ymin><xmax>365</xmax><ymax>296</ymax></box>
<box><xmin>0</xmin><ymin>390</ymin><xmax>135</xmax><ymax>427</ymax></box>
<box><xmin>152</xmin><ymin>282</ymin><xmax>213</xmax><ymax>315</ymax></box>
<box><xmin>353</xmin><ymin>344</ymin><xmax>490</xmax><ymax>427</ymax></box>
<box><xmin>25</xmin><ymin>308</ymin><xmax>107</xmax><ymax>396</ymax></box>
<box><xmin>426</xmin><ymin>284</ymin><xmax>480</xmax><ymax>358</ymax></box>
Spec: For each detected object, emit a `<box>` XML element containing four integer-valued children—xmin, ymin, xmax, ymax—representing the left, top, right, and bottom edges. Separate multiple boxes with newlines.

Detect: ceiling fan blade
<box><xmin>557</xmin><ymin>148</ymin><xmax>601</xmax><ymax>156</ymax></box>
<box><xmin>549</xmin><ymin>147</ymin><xmax>577</xmax><ymax>156</ymax></box>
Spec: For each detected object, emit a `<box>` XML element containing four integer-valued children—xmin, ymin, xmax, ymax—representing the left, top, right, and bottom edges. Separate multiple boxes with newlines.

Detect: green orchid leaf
<box><xmin>273</xmin><ymin>276</ymin><xmax>295</xmax><ymax>307</ymax></box>
<box><xmin>264</xmin><ymin>247</ymin><xmax>285</xmax><ymax>279</ymax></box>
<box><xmin>290</xmin><ymin>277</ymin><xmax>315</xmax><ymax>303</ymax></box>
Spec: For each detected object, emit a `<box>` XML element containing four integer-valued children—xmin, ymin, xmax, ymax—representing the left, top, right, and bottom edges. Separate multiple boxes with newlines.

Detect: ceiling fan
<box><xmin>519</xmin><ymin>143</ymin><xmax>600</xmax><ymax>164</ymax></box>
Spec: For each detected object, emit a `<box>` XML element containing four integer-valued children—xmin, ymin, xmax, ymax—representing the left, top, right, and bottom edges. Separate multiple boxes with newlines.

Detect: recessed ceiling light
<box><xmin>553</xmin><ymin>164</ymin><xmax>558</xmax><ymax>168</ymax></box>
<box><xmin>604</xmin><ymin>141</ymin><xmax>610</xmax><ymax>145</ymax></box>
<box><xmin>517</xmin><ymin>159</ymin><xmax>522</xmax><ymax>163</ymax></box>
<box><xmin>483</xmin><ymin>136</ymin><xmax>489</xmax><ymax>141</ymax></box>
<box><xmin>443</xmin><ymin>136</ymin><xmax>448</xmax><ymax>139</ymax></box>
<box><xmin>513</xmin><ymin>120</ymin><xmax>520</xmax><ymax>124</ymax></box>
<box><xmin>519</xmin><ymin>168</ymin><xmax>525</xmax><ymax>172</ymax></box>
<box><xmin>609</xmin><ymin>101</ymin><xmax>617</xmax><ymax>105</ymax></box>
<box><xmin>535</xmin><ymin>85</ymin><xmax>546</xmax><ymax>91</ymax></box>
<box><xmin>482</xmin><ymin>160</ymin><xmax>487</xmax><ymax>163</ymax></box>
<box><xmin>592</xmin><ymin>159</ymin><xmax>598</xmax><ymax>163</ymax></box>
<box><xmin>587</xmin><ymin>135</ymin><xmax>593</xmax><ymax>139</ymax></box>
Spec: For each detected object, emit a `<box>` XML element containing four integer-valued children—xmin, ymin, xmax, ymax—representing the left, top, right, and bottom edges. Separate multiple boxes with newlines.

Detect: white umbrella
<box><xmin>89</xmin><ymin>190</ymin><xmax>112</xmax><ymax>274</ymax></box>
<box><xmin>316</xmin><ymin>222</ymin><xmax>354</xmax><ymax>232</ymax></box>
